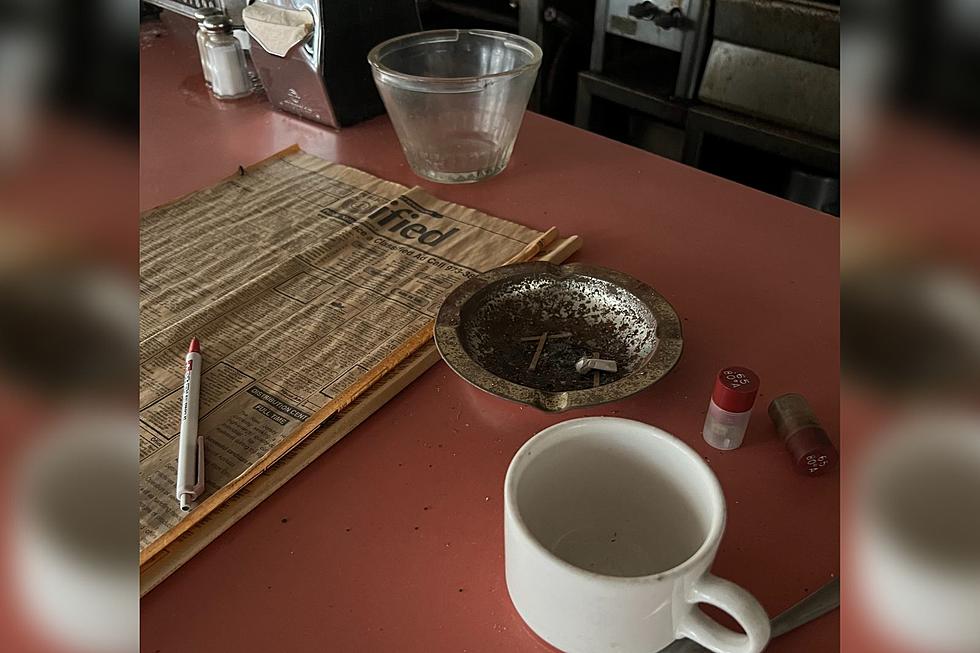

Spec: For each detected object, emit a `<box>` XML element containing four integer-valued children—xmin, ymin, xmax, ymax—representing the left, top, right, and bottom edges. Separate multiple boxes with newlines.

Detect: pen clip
<box><xmin>192</xmin><ymin>435</ymin><xmax>206</xmax><ymax>496</ymax></box>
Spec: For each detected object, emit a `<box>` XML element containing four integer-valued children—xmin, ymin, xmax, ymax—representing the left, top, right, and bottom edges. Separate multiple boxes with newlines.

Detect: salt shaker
<box><xmin>201</xmin><ymin>15</ymin><xmax>253</xmax><ymax>100</ymax></box>
<box><xmin>194</xmin><ymin>7</ymin><xmax>222</xmax><ymax>88</ymax></box>
<box><xmin>702</xmin><ymin>366</ymin><xmax>760</xmax><ymax>450</ymax></box>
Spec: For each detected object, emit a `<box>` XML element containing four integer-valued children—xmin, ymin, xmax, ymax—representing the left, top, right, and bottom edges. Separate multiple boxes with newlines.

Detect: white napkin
<box><xmin>242</xmin><ymin>2</ymin><xmax>315</xmax><ymax>58</ymax></box>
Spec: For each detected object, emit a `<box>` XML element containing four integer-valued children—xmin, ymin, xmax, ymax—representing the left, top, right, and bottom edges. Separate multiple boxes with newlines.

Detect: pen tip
<box><xmin>188</xmin><ymin>337</ymin><xmax>200</xmax><ymax>354</ymax></box>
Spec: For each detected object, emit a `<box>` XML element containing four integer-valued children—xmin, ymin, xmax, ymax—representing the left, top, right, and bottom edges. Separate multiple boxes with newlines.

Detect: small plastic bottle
<box><xmin>702</xmin><ymin>366</ymin><xmax>760</xmax><ymax>450</ymax></box>
<box><xmin>768</xmin><ymin>393</ymin><xmax>839</xmax><ymax>475</ymax></box>
<box><xmin>194</xmin><ymin>7</ymin><xmax>222</xmax><ymax>88</ymax></box>
<box><xmin>201</xmin><ymin>15</ymin><xmax>253</xmax><ymax>100</ymax></box>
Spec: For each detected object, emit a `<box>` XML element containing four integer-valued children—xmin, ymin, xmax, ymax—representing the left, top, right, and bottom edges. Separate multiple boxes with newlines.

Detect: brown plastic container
<box><xmin>768</xmin><ymin>393</ymin><xmax>838</xmax><ymax>475</ymax></box>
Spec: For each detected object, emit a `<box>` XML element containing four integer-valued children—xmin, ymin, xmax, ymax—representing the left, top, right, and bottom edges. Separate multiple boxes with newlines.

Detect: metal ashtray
<box><xmin>434</xmin><ymin>262</ymin><xmax>682</xmax><ymax>411</ymax></box>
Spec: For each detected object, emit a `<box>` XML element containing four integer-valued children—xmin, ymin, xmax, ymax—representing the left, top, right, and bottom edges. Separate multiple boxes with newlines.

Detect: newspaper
<box><xmin>139</xmin><ymin>148</ymin><xmax>548</xmax><ymax>552</ymax></box>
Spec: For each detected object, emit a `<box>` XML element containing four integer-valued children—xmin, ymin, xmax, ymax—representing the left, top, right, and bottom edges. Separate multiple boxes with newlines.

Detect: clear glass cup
<box><xmin>368</xmin><ymin>29</ymin><xmax>542</xmax><ymax>184</ymax></box>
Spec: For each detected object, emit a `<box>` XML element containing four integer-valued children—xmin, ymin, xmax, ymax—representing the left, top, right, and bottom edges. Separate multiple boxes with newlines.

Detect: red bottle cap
<box><xmin>768</xmin><ymin>394</ymin><xmax>839</xmax><ymax>476</ymax></box>
<box><xmin>785</xmin><ymin>427</ymin><xmax>839</xmax><ymax>475</ymax></box>
<box><xmin>711</xmin><ymin>367</ymin><xmax>760</xmax><ymax>413</ymax></box>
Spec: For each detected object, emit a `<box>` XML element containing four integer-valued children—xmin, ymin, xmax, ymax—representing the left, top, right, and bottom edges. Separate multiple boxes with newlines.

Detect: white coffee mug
<box><xmin>855</xmin><ymin>412</ymin><xmax>980</xmax><ymax>653</ymax></box>
<box><xmin>504</xmin><ymin>417</ymin><xmax>770</xmax><ymax>653</ymax></box>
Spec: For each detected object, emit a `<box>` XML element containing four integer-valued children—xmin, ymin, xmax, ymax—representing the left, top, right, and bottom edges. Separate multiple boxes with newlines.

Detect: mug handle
<box><xmin>676</xmin><ymin>573</ymin><xmax>771</xmax><ymax>653</ymax></box>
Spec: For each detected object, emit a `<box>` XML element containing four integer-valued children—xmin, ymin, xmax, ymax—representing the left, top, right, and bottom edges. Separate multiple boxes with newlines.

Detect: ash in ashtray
<box><xmin>513</xmin><ymin>336</ymin><xmax>622</xmax><ymax>391</ymax></box>
<box><xmin>458</xmin><ymin>275</ymin><xmax>659</xmax><ymax>392</ymax></box>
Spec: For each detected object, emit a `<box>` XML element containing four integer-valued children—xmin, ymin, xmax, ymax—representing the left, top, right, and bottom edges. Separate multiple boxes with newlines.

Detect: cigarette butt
<box><xmin>576</xmin><ymin>357</ymin><xmax>618</xmax><ymax>373</ymax></box>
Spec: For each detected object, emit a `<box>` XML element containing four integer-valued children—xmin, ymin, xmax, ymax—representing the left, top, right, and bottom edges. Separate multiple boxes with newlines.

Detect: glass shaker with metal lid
<box><xmin>193</xmin><ymin>7</ymin><xmax>222</xmax><ymax>88</ymax></box>
<box><xmin>201</xmin><ymin>14</ymin><xmax>253</xmax><ymax>100</ymax></box>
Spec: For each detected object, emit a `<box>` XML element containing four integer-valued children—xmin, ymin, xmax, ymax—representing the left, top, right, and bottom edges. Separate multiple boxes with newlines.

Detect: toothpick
<box><xmin>529</xmin><ymin>332</ymin><xmax>549</xmax><ymax>371</ymax></box>
<box><xmin>519</xmin><ymin>332</ymin><xmax>571</xmax><ymax>342</ymax></box>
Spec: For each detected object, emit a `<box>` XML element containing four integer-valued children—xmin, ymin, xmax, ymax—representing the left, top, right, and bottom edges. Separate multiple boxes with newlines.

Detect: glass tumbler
<box><xmin>368</xmin><ymin>29</ymin><xmax>542</xmax><ymax>184</ymax></box>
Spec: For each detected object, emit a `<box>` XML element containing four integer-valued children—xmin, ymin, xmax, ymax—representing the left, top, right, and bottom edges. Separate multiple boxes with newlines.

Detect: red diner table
<box><xmin>140</xmin><ymin>14</ymin><xmax>839</xmax><ymax>653</ymax></box>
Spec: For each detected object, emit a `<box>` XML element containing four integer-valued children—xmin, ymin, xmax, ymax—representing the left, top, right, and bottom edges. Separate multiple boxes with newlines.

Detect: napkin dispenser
<box><xmin>243</xmin><ymin>0</ymin><xmax>420</xmax><ymax>128</ymax></box>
